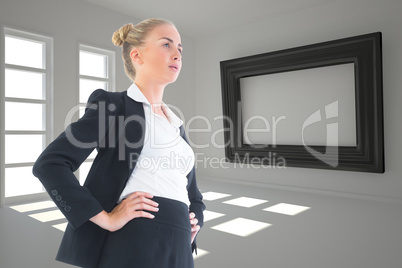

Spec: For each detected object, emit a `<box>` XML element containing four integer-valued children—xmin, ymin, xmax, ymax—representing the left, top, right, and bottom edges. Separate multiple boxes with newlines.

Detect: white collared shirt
<box><xmin>118</xmin><ymin>83</ymin><xmax>195</xmax><ymax>206</ymax></box>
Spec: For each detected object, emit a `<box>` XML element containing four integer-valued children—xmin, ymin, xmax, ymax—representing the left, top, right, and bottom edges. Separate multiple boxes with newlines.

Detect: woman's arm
<box><xmin>33</xmin><ymin>89</ymin><xmax>117</xmax><ymax>229</ymax></box>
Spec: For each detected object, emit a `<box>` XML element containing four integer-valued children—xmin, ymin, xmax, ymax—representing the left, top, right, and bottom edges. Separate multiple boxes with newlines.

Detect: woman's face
<box><xmin>134</xmin><ymin>24</ymin><xmax>183</xmax><ymax>85</ymax></box>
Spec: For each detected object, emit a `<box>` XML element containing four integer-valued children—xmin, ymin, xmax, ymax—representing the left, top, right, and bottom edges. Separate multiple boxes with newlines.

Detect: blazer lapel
<box><xmin>120</xmin><ymin>91</ymin><xmax>146</xmax><ymax>174</ymax></box>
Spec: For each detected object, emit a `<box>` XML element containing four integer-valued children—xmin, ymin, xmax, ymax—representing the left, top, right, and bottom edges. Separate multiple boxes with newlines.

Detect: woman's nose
<box><xmin>173</xmin><ymin>51</ymin><xmax>181</xmax><ymax>61</ymax></box>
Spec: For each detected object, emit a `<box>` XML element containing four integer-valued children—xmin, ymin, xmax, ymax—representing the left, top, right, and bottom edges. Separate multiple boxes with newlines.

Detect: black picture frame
<box><xmin>220</xmin><ymin>32</ymin><xmax>384</xmax><ymax>173</ymax></box>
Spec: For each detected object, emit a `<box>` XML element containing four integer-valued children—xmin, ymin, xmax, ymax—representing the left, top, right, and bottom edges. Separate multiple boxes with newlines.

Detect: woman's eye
<box><xmin>163</xmin><ymin>43</ymin><xmax>170</xmax><ymax>48</ymax></box>
<box><xmin>178</xmin><ymin>49</ymin><xmax>182</xmax><ymax>54</ymax></box>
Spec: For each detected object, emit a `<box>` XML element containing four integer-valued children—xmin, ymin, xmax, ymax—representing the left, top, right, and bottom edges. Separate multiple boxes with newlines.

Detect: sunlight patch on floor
<box><xmin>203</xmin><ymin>210</ymin><xmax>226</xmax><ymax>222</ymax></box>
<box><xmin>223</xmin><ymin>197</ymin><xmax>268</xmax><ymax>208</ymax></box>
<box><xmin>211</xmin><ymin>217</ymin><xmax>272</xmax><ymax>237</ymax></box>
<box><xmin>28</xmin><ymin>209</ymin><xmax>65</xmax><ymax>222</ymax></box>
<box><xmin>202</xmin><ymin>191</ymin><xmax>231</xmax><ymax>201</ymax></box>
<box><xmin>263</xmin><ymin>203</ymin><xmax>311</xmax><ymax>216</ymax></box>
<box><xmin>9</xmin><ymin>200</ymin><xmax>56</xmax><ymax>213</ymax></box>
<box><xmin>193</xmin><ymin>248</ymin><xmax>209</xmax><ymax>260</ymax></box>
<box><xmin>52</xmin><ymin>222</ymin><xmax>68</xmax><ymax>232</ymax></box>
<box><xmin>8</xmin><ymin>189</ymin><xmax>311</xmax><ymax>263</ymax></box>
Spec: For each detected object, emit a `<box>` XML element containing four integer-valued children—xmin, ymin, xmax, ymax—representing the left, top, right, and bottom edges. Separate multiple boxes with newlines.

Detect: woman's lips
<box><xmin>169</xmin><ymin>65</ymin><xmax>179</xmax><ymax>71</ymax></box>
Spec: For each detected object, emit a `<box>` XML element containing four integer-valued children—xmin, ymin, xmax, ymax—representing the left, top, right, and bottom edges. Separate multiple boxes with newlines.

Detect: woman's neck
<box><xmin>134</xmin><ymin>80</ymin><xmax>167</xmax><ymax>115</ymax></box>
<box><xmin>134</xmin><ymin>80</ymin><xmax>165</xmax><ymax>105</ymax></box>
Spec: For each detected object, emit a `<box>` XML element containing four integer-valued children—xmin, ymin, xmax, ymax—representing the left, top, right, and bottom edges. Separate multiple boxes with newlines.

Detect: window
<box><xmin>77</xmin><ymin>44</ymin><xmax>115</xmax><ymax>184</ymax></box>
<box><xmin>1</xmin><ymin>27</ymin><xmax>53</xmax><ymax>204</ymax></box>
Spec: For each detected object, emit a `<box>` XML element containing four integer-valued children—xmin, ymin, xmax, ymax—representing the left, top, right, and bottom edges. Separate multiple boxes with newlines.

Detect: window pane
<box><xmin>5</xmin><ymin>36</ymin><xmax>44</xmax><ymax>69</ymax></box>
<box><xmin>5</xmin><ymin>135</ymin><xmax>44</xmax><ymax>164</ymax></box>
<box><xmin>5</xmin><ymin>166</ymin><xmax>45</xmax><ymax>197</ymax></box>
<box><xmin>78</xmin><ymin>104</ymin><xmax>86</xmax><ymax>120</ymax></box>
<box><xmin>5</xmin><ymin>102</ymin><xmax>45</xmax><ymax>131</ymax></box>
<box><xmin>5</xmin><ymin>69</ymin><xmax>45</xmax><ymax>100</ymax></box>
<box><xmin>80</xmin><ymin>51</ymin><xmax>108</xmax><ymax>78</ymax></box>
<box><xmin>79</xmin><ymin>79</ymin><xmax>107</xmax><ymax>103</ymax></box>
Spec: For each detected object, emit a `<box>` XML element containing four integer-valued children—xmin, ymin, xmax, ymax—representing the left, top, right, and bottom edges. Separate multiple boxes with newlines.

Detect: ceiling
<box><xmin>84</xmin><ymin>0</ymin><xmax>340</xmax><ymax>38</ymax></box>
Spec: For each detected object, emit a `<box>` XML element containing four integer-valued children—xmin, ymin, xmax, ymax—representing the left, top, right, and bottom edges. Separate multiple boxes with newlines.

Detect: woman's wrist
<box><xmin>90</xmin><ymin>210</ymin><xmax>113</xmax><ymax>231</ymax></box>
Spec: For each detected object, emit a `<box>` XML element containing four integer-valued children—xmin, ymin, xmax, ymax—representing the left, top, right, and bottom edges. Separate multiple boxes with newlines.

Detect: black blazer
<box><xmin>32</xmin><ymin>89</ymin><xmax>205</xmax><ymax>268</ymax></box>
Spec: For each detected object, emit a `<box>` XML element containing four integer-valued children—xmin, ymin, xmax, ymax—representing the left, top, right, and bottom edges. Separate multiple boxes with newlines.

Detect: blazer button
<box><xmin>51</xmin><ymin>190</ymin><xmax>58</xmax><ymax>196</ymax></box>
<box><xmin>64</xmin><ymin>206</ymin><xmax>71</xmax><ymax>212</ymax></box>
<box><xmin>60</xmin><ymin>201</ymin><xmax>66</xmax><ymax>207</ymax></box>
<box><xmin>55</xmin><ymin>195</ymin><xmax>62</xmax><ymax>201</ymax></box>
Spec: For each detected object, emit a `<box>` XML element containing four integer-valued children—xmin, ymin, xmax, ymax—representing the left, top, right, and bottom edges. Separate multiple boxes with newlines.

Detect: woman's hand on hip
<box><xmin>90</xmin><ymin>191</ymin><xmax>158</xmax><ymax>232</ymax></box>
<box><xmin>189</xmin><ymin>212</ymin><xmax>200</xmax><ymax>244</ymax></box>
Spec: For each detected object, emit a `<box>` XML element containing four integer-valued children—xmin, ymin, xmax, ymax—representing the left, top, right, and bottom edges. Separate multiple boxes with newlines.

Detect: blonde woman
<box><xmin>33</xmin><ymin>18</ymin><xmax>205</xmax><ymax>268</ymax></box>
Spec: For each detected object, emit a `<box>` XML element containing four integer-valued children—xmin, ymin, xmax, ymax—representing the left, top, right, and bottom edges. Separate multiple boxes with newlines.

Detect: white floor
<box><xmin>1</xmin><ymin>177</ymin><xmax>402</xmax><ymax>268</ymax></box>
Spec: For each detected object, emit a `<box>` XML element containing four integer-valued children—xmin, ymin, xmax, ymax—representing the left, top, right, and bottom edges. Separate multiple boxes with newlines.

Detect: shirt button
<box><xmin>60</xmin><ymin>201</ymin><xmax>66</xmax><ymax>207</ymax></box>
<box><xmin>55</xmin><ymin>195</ymin><xmax>62</xmax><ymax>201</ymax></box>
<box><xmin>51</xmin><ymin>190</ymin><xmax>58</xmax><ymax>196</ymax></box>
<box><xmin>64</xmin><ymin>206</ymin><xmax>71</xmax><ymax>212</ymax></box>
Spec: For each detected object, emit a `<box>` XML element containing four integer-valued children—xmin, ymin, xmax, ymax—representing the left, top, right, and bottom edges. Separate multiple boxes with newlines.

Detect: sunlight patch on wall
<box><xmin>211</xmin><ymin>217</ymin><xmax>272</xmax><ymax>237</ymax></box>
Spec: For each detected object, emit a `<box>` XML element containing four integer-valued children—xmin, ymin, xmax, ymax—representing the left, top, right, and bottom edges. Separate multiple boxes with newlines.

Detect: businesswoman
<box><xmin>33</xmin><ymin>18</ymin><xmax>205</xmax><ymax>268</ymax></box>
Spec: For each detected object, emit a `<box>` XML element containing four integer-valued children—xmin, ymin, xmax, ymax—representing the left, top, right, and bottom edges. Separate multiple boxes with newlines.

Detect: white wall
<box><xmin>0</xmin><ymin>0</ymin><xmax>197</xmax><ymax>139</ymax></box>
<box><xmin>194</xmin><ymin>0</ymin><xmax>402</xmax><ymax>202</ymax></box>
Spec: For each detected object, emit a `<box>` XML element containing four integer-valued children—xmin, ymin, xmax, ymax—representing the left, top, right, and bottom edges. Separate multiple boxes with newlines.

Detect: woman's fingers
<box><xmin>189</xmin><ymin>212</ymin><xmax>198</xmax><ymax>226</ymax></box>
<box><xmin>190</xmin><ymin>217</ymin><xmax>198</xmax><ymax>226</ymax></box>
<box><xmin>132</xmin><ymin>202</ymin><xmax>159</xmax><ymax>212</ymax></box>
<box><xmin>127</xmin><ymin>191</ymin><xmax>159</xmax><ymax>208</ymax></box>
<box><xmin>118</xmin><ymin>191</ymin><xmax>159</xmax><ymax>219</ymax></box>
<box><xmin>190</xmin><ymin>224</ymin><xmax>200</xmax><ymax>244</ymax></box>
<box><xmin>132</xmin><ymin>210</ymin><xmax>155</xmax><ymax>219</ymax></box>
<box><xmin>189</xmin><ymin>212</ymin><xmax>196</xmax><ymax>220</ymax></box>
<box><xmin>113</xmin><ymin>193</ymin><xmax>202</xmax><ymax>234</ymax></box>
<box><xmin>189</xmin><ymin>212</ymin><xmax>200</xmax><ymax>243</ymax></box>
<box><xmin>134</xmin><ymin>196</ymin><xmax>159</xmax><ymax>208</ymax></box>
<box><xmin>191</xmin><ymin>224</ymin><xmax>200</xmax><ymax>233</ymax></box>
<box><xmin>127</xmin><ymin>191</ymin><xmax>153</xmax><ymax>199</ymax></box>
<box><xmin>106</xmin><ymin>192</ymin><xmax>160</xmax><ymax>231</ymax></box>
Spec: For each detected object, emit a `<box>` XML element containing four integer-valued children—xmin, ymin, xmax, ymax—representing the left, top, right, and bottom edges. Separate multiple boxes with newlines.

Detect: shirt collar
<box><xmin>127</xmin><ymin>83</ymin><xmax>184</xmax><ymax>128</ymax></box>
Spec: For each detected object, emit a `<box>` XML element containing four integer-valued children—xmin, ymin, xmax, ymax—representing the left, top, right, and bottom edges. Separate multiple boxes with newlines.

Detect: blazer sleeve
<box><xmin>181</xmin><ymin>127</ymin><xmax>206</xmax><ymax>254</ymax></box>
<box><xmin>32</xmin><ymin>89</ymin><xmax>116</xmax><ymax>230</ymax></box>
<box><xmin>187</xmin><ymin>164</ymin><xmax>206</xmax><ymax>255</ymax></box>
<box><xmin>181</xmin><ymin>127</ymin><xmax>206</xmax><ymax>227</ymax></box>
<box><xmin>186</xmin><ymin>166</ymin><xmax>206</xmax><ymax>228</ymax></box>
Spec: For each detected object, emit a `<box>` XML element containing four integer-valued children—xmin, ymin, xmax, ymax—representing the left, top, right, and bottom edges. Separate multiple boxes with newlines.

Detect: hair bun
<box><xmin>112</xmin><ymin>23</ymin><xmax>134</xmax><ymax>47</ymax></box>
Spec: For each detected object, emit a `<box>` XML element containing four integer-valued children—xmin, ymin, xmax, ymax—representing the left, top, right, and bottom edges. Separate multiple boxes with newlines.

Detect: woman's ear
<box><xmin>130</xmin><ymin>48</ymin><xmax>143</xmax><ymax>65</ymax></box>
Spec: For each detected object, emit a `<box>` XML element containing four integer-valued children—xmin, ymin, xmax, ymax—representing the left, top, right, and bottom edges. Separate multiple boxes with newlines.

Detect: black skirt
<box><xmin>98</xmin><ymin>196</ymin><xmax>194</xmax><ymax>268</ymax></box>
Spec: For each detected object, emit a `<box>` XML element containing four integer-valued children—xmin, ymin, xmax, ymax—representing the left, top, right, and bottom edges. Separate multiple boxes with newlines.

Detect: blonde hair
<box><xmin>112</xmin><ymin>18</ymin><xmax>175</xmax><ymax>81</ymax></box>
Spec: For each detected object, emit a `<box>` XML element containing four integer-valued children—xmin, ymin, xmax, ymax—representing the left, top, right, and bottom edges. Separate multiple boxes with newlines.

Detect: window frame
<box><xmin>1</xmin><ymin>26</ymin><xmax>54</xmax><ymax>206</ymax></box>
<box><xmin>77</xmin><ymin>43</ymin><xmax>115</xmax><ymax>184</ymax></box>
